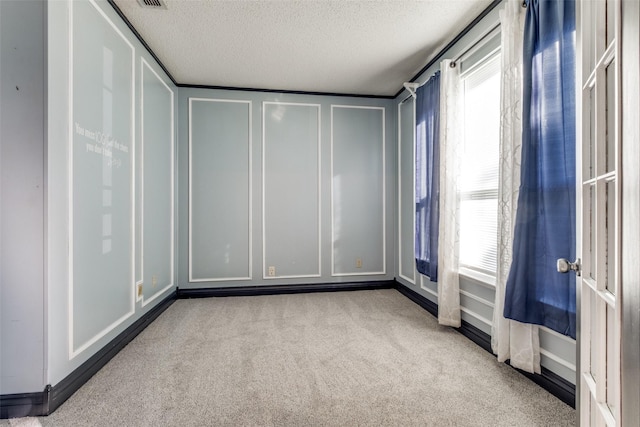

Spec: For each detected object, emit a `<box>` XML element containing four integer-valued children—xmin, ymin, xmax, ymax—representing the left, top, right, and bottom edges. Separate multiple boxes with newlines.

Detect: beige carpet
<box><xmin>24</xmin><ymin>289</ymin><xmax>574</xmax><ymax>426</ymax></box>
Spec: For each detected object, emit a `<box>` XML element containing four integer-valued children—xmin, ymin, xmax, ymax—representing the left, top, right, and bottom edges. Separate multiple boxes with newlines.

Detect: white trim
<box><xmin>540</xmin><ymin>325</ymin><xmax>577</xmax><ymax>344</ymax></box>
<box><xmin>540</xmin><ymin>348</ymin><xmax>577</xmax><ymax>372</ymax></box>
<box><xmin>459</xmin><ymin>266</ymin><xmax>496</xmax><ymax>288</ymax></box>
<box><xmin>334</xmin><ymin>271</ymin><xmax>387</xmax><ymax>277</ymax></box>
<box><xmin>397</xmin><ymin>101</ymin><xmax>416</xmax><ymax>285</ymax></box>
<box><xmin>262</xmin><ymin>101</ymin><xmax>322</xmax><ymax>280</ymax></box>
<box><xmin>459</xmin><ymin>306</ymin><xmax>492</xmax><ymax>328</ymax></box>
<box><xmin>411</xmin><ymin>99</ymin><xmax>416</xmax><ymax>280</ymax></box>
<box><xmin>139</xmin><ymin>58</ymin><xmax>175</xmax><ymax>307</ymax></box>
<box><xmin>397</xmin><ymin>102</ymin><xmax>402</xmax><ymax>281</ymax></box>
<box><xmin>419</xmin><ymin>277</ymin><xmax>439</xmax><ymax>299</ymax></box>
<box><xmin>398</xmin><ymin>274</ymin><xmax>416</xmax><ymax>283</ymax></box>
<box><xmin>136</xmin><ymin>58</ymin><xmax>145</xmax><ymax>301</ymax></box>
<box><xmin>69</xmin><ymin>0</ymin><xmax>136</xmax><ymax>359</ymax></box>
<box><xmin>458</xmin><ymin>289</ymin><xmax>495</xmax><ymax>309</ymax></box>
<box><xmin>188</xmin><ymin>97</ymin><xmax>253</xmax><ymax>282</ymax></box>
<box><xmin>330</xmin><ymin>104</ymin><xmax>386</xmax><ymax>277</ymax></box>
<box><xmin>68</xmin><ymin>0</ymin><xmax>74</xmax><ymax>361</ymax></box>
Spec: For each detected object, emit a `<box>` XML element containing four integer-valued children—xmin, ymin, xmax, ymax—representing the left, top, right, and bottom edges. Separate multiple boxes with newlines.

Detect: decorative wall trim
<box><xmin>0</xmin><ymin>292</ymin><xmax>176</xmax><ymax>419</ymax></box>
<box><xmin>177</xmin><ymin>281</ymin><xmax>395</xmax><ymax>299</ymax></box>
<box><xmin>459</xmin><ymin>306</ymin><xmax>492</xmax><ymax>330</ymax></box>
<box><xmin>540</xmin><ymin>348</ymin><xmax>577</xmax><ymax>372</ymax></box>
<box><xmin>262</xmin><ymin>101</ymin><xmax>322</xmax><ymax>280</ymax></box>
<box><xmin>397</xmin><ymin>99</ymin><xmax>416</xmax><ymax>284</ymax></box>
<box><xmin>459</xmin><ymin>289</ymin><xmax>495</xmax><ymax>308</ymax></box>
<box><xmin>188</xmin><ymin>98</ymin><xmax>253</xmax><ymax>282</ymax></box>
<box><xmin>68</xmin><ymin>0</ymin><xmax>136</xmax><ymax>360</ymax></box>
<box><xmin>330</xmin><ymin>105</ymin><xmax>386</xmax><ymax>277</ymax></box>
<box><xmin>51</xmin><ymin>292</ymin><xmax>175</xmax><ymax>414</ymax></box>
<box><xmin>393</xmin><ymin>280</ymin><xmax>576</xmax><ymax>408</ymax></box>
<box><xmin>140</xmin><ymin>58</ymin><xmax>175</xmax><ymax>307</ymax></box>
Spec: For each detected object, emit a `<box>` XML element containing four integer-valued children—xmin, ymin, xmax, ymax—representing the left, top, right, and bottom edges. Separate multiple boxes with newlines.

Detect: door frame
<box><xmin>620</xmin><ymin>0</ymin><xmax>640</xmax><ymax>425</ymax></box>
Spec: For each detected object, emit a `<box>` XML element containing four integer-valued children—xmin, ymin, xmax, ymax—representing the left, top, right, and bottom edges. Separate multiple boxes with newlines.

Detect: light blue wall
<box><xmin>263</xmin><ymin>102</ymin><xmax>321</xmax><ymax>278</ymax></box>
<box><xmin>178</xmin><ymin>88</ymin><xmax>395</xmax><ymax>289</ymax></box>
<box><xmin>2</xmin><ymin>0</ymin><xmax>577</xmax><ymax>398</ymax></box>
<box><xmin>140</xmin><ymin>60</ymin><xmax>174</xmax><ymax>304</ymax></box>
<box><xmin>394</xmin><ymin>0</ymin><xmax>577</xmax><ymax>384</ymax></box>
<box><xmin>46</xmin><ymin>0</ymin><xmax>176</xmax><ymax>388</ymax></box>
<box><xmin>189</xmin><ymin>99</ymin><xmax>251</xmax><ymax>282</ymax></box>
<box><xmin>0</xmin><ymin>0</ymin><xmax>46</xmax><ymax>395</ymax></box>
<box><xmin>332</xmin><ymin>106</ymin><xmax>386</xmax><ymax>276</ymax></box>
<box><xmin>398</xmin><ymin>99</ymin><xmax>416</xmax><ymax>284</ymax></box>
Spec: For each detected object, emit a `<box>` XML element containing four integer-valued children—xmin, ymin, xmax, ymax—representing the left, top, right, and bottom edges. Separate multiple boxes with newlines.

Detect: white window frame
<box><xmin>458</xmin><ymin>47</ymin><xmax>501</xmax><ymax>287</ymax></box>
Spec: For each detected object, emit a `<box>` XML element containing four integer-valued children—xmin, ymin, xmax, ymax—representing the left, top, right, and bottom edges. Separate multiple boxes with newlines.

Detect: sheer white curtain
<box><xmin>491</xmin><ymin>0</ymin><xmax>540</xmax><ymax>374</ymax></box>
<box><xmin>437</xmin><ymin>59</ymin><xmax>461</xmax><ymax>327</ymax></box>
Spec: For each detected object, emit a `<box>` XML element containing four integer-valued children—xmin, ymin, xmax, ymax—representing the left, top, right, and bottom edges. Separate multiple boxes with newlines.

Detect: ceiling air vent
<box><xmin>137</xmin><ymin>0</ymin><xmax>167</xmax><ymax>9</ymax></box>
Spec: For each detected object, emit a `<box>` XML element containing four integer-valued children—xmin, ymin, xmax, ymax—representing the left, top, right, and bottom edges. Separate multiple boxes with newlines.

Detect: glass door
<box><xmin>576</xmin><ymin>0</ymin><xmax>620</xmax><ymax>425</ymax></box>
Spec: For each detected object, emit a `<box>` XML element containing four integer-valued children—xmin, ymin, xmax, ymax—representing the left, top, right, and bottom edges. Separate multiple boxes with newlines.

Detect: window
<box><xmin>458</xmin><ymin>51</ymin><xmax>501</xmax><ymax>283</ymax></box>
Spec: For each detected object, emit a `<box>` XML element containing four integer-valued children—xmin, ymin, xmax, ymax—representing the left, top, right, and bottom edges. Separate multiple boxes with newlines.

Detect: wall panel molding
<box><xmin>139</xmin><ymin>58</ymin><xmax>175</xmax><ymax>306</ymax></box>
<box><xmin>397</xmin><ymin>99</ymin><xmax>416</xmax><ymax>284</ymax></box>
<box><xmin>330</xmin><ymin>104</ymin><xmax>386</xmax><ymax>277</ymax></box>
<box><xmin>188</xmin><ymin>98</ymin><xmax>252</xmax><ymax>282</ymax></box>
<box><xmin>262</xmin><ymin>101</ymin><xmax>322</xmax><ymax>279</ymax></box>
<box><xmin>68</xmin><ymin>0</ymin><xmax>136</xmax><ymax>360</ymax></box>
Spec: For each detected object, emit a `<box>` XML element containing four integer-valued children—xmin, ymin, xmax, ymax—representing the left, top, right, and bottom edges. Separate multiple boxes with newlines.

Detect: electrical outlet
<box><xmin>356</xmin><ymin>258</ymin><xmax>363</xmax><ymax>268</ymax></box>
<box><xmin>268</xmin><ymin>266</ymin><xmax>276</xmax><ymax>277</ymax></box>
<box><xmin>152</xmin><ymin>275</ymin><xmax>158</xmax><ymax>288</ymax></box>
<box><xmin>137</xmin><ymin>283</ymin><xmax>143</xmax><ymax>298</ymax></box>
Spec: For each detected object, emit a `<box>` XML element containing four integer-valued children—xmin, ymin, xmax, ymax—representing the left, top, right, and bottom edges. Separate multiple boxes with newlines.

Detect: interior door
<box><xmin>575</xmin><ymin>0</ymin><xmax>621</xmax><ymax>425</ymax></box>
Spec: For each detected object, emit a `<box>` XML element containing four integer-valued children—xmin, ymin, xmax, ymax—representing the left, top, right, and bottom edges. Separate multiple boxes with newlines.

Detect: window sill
<box><xmin>459</xmin><ymin>266</ymin><xmax>496</xmax><ymax>288</ymax></box>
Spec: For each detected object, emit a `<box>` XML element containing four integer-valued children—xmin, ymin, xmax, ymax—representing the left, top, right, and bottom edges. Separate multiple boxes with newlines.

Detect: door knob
<box><xmin>557</xmin><ymin>258</ymin><xmax>581</xmax><ymax>276</ymax></box>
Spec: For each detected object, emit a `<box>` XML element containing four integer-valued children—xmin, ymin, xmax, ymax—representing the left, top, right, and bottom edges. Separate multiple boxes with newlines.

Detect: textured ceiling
<box><xmin>112</xmin><ymin>0</ymin><xmax>495</xmax><ymax>96</ymax></box>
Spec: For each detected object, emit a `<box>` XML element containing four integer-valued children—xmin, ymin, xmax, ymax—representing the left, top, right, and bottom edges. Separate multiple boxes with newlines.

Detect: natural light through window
<box><xmin>459</xmin><ymin>52</ymin><xmax>501</xmax><ymax>281</ymax></box>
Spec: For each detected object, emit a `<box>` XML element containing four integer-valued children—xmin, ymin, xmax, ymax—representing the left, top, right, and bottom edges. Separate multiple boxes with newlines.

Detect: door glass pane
<box><xmin>606</xmin><ymin>179</ymin><xmax>616</xmax><ymax>294</ymax></box>
<box><xmin>606</xmin><ymin>304</ymin><xmax>617</xmax><ymax>412</ymax></box>
<box><xmin>588</xmin><ymin>87</ymin><xmax>596</xmax><ymax>179</ymax></box>
<box><xmin>606</xmin><ymin>61</ymin><xmax>616</xmax><ymax>173</ymax></box>
<box><xmin>589</xmin><ymin>184</ymin><xmax>596</xmax><ymax>280</ymax></box>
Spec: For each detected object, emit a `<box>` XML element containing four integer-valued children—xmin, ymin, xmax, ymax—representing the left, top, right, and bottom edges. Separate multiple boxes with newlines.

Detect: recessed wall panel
<box><xmin>190</xmin><ymin>99</ymin><xmax>251</xmax><ymax>281</ymax></box>
<box><xmin>141</xmin><ymin>60</ymin><xmax>174</xmax><ymax>304</ymax></box>
<box><xmin>399</xmin><ymin>100</ymin><xmax>416</xmax><ymax>283</ymax></box>
<box><xmin>263</xmin><ymin>102</ymin><xmax>320</xmax><ymax>278</ymax></box>
<box><xmin>331</xmin><ymin>106</ymin><xmax>385</xmax><ymax>276</ymax></box>
<box><xmin>70</xmin><ymin>0</ymin><xmax>134</xmax><ymax>356</ymax></box>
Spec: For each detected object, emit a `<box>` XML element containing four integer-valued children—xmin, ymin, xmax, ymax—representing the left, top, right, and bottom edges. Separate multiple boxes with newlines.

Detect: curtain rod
<box><xmin>400</xmin><ymin>71</ymin><xmax>439</xmax><ymax>104</ymax></box>
<box><xmin>400</xmin><ymin>1</ymin><xmax>528</xmax><ymax>103</ymax></box>
<box><xmin>451</xmin><ymin>0</ymin><xmax>527</xmax><ymax>67</ymax></box>
<box><xmin>399</xmin><ymin>93</ymin><xmax>413</xmax><ymax>105</ymax></box>
<box><xmin>450</xmin><ymin>22</ymin><xmax>501</xmax><ymax>67</ymax></box>
<box><xmin>401</xmin><ymin>19</ymin><xmax>502</xmax><ymax>104</ymax></box>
